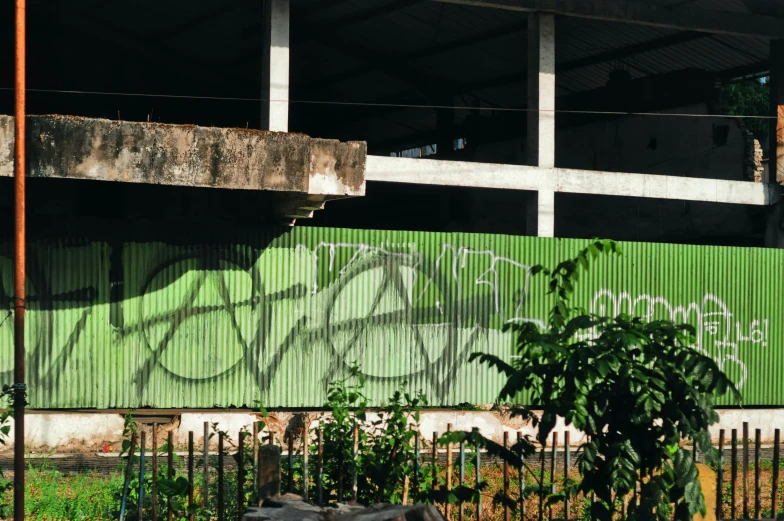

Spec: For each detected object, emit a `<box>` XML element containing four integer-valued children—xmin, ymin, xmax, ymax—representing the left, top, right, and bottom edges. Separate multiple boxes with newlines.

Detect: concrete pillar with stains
<box><xmin>261</xmin><ymin>0</ymin><xmax>290</xmax><ymax>132</ymax></box>
<box><xmin>525</xmin><ymin>12</ymin><xmax>556</xmax><ymax>238</ymax></box>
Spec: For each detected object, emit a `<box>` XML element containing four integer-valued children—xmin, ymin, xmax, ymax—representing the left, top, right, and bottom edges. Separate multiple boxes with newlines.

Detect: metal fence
<box><xmin>114</xmin><ymin>420</ymin><xmax>784</xmax><ymax>521</ymax></box>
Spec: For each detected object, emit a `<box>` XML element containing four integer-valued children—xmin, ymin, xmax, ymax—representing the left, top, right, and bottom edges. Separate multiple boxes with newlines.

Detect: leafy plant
<box><xmin>112</xmin><ymin>412</ymin><xmax>205</xmax><ymax>520</ymax></box>
<box><xmin>718</xmin><ymin>78</ymin><xmax>769</xmax><ymax>143</ymax></box>
<box><xmin>361</xmin><ymin>383</ymin><xmax>426</xmax><ymax>504</ymax></box>
<box><xmin>0</xmin><ymin>385</ymin><xmax>14</xmax><ymax>518</ymax></box>
<box><xmin>24</xmin><ymin>462</ymin><xmax>121</xmax><ymax>519</ymax></box>
<box><xmin>318</xmin><ymin>363</ymin><xmax>368</xmax><ymax>505</ymax></box>
<box><xmin>469</xmin><ymin>239</ymin><xmax>740</xmax><ymax>521</ymax></box>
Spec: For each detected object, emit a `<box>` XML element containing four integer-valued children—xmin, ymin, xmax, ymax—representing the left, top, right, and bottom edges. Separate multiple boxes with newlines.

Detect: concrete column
<box><xmin>526</xmin><ymin>12</ymin><xmax>555</xmax><ymax>169</ymax></box>
<box><xmin>261</xmin><ymin>0</ymin><xmax>289</xmax><ymax>132</ymax></box>
<box><xmin>526</xmin><ymin>12</ymin><xmax>555</xmax><ymax>237</ymax></box>
<box><xmin>766</xmin><ymin>39</ymin><xmax>784</xmax><ymax>248</ymax></box>
<box><xmin>525</xmin><ymin>190</ymin><xmax>555</xmax><ymax>237</ymax></box>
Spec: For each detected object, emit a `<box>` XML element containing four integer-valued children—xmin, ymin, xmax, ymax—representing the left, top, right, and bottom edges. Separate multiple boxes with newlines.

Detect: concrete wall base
<box><xmin>1</xmin><ymin>409</ymin><xmax>782</xmax><ymax>454</ymax></box>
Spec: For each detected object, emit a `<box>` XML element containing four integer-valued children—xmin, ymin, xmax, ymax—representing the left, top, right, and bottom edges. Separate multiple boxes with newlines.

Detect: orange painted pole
<box><xmin>13</xmin><ymin>0</ymin><xmax>27</xmax><ymax>518</ymax></box>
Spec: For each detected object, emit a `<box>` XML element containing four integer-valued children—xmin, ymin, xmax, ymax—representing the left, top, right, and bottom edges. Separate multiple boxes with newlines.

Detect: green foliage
<box><xmin>470</xmin><ymin>239</ymin><xmax>740</xmax><ymax>521</ymax></box>
<box><xmin>361</xmin><ymin>384</ymin><xmax>426</xmax><ymax>504</ymax></box>
<box><xmin>24</xmin><ymin>463</ymin><xmax>122</xmax><ymax>519</ymax></box>
<box><xmin>112</xmin><ymin>412</ymin><xmax>204</xmax><ymax>520</ymax></box>
<box><xmin>0</xmin><ymin>385</ymin><xmax>14</xmax><ymax>518</ymax></box>
<box><xmin>318</xmin><ymin>363</ymin><xmax>368</xmax><ymax>504</ymax></box>
<box><xmin>281</xmin><ymin>366</ymin><xmax>428</xmax><ymax>506</ymax></box>
<box><xmin>718</xmin><ymin>78</ymin><xmax>769</xmax><ymax>143</ymax></box>
<box><xmin>451</xmin><ymin>402</ymin><xmax>483</xmax><ymax>411</ymax></box>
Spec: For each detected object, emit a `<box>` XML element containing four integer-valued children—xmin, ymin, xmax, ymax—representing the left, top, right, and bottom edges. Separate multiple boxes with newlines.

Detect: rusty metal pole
<box><xmin>14</xmin><ymin>0</ymin><xmax>27</xmax><ymax>518</ymax></box>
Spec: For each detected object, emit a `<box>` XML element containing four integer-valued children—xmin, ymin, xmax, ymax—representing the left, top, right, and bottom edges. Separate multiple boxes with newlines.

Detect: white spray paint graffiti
<box><xmin>309</xmin><ymin>242</ymin><xmax>543</xmax><ymax>327</ymax></box>
<box><xmin>592</xmin><ymin>290</ymin><xmax>769</xmax><ymax>389</ymax></box>
<box><xmin>308</xmin><ymin>242</ymin><xmax>422</xmax><ymax>295</ymax></box>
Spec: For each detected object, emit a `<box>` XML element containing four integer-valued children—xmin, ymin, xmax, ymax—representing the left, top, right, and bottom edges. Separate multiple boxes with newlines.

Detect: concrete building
<box><xmin>1</xmin><ymin>0</ymin><xmax>783</xmax><ymax>451</ymax></box>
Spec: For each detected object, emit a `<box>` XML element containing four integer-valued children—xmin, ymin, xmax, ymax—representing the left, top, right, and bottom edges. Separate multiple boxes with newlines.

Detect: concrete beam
<box><xmin>0</xmin><ymin>115</ymin><xmax>366</xmax><ymax>198</ymax></box>
<box><xmin>365</xmin><ymin>156</ymin><xmax>780</xmax><ymax>206</ymax></box>
<box><xmin>431</xmin><ymin>0</ymin><xmax>784</xmax><ymax>38</ymax></box>
<box><xmin>261</xmin><ymin>0</ymin><xmax>290</xmax><ymax>131</ymax></box>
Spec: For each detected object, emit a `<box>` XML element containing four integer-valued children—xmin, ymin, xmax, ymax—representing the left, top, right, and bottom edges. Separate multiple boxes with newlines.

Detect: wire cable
<box><xmin>0</xmin><ymin>86</ymin><xmax>776</xmax><ymax>119</ymax></box>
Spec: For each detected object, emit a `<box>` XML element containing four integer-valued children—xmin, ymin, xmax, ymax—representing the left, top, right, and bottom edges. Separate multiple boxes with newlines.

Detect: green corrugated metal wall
<box><xmin>0</xmin><ymin>228</ymin><xmax>779</xmax><ymax>408</ymax></box>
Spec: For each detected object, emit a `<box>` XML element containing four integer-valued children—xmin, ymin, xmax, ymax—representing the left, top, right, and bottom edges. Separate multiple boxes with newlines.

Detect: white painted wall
<box><xmin>4</xmin><ymin>409</ymin><xmax>783</xmax><ymax>454</ymax></box>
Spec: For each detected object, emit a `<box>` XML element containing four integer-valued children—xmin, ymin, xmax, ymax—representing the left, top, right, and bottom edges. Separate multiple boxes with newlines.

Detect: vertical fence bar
<box><xmin>474</xmin><ymin>428</ymin><xmax>481</xmax><ymax>521</ymax></box>
<box><xmin>188</xmin><ymin>431</ymin><xmax>194</xmax><ymax>521</ymax></box>
<box><xmin>717</xmin><ymin>429</ymin><xmax>724</xmax><ymax>521</ymax></box>
<box><xmin>415</xmin><ymin>434</ymin><xmax>421</xmax><ymax>499</ymax></box>
<box><xmin>338</xmin><ymin>427</ymin><xmax>344</xmax><ymax>503</ymax></box>
<box><xmin>139</xmin><ymin>430</ymin><xmax>147</xmax><ymax>521</ymax></box>
<box><xmin>167</xmin><ymin>430</ymin><xmax>174</xmax><ymax>521</ymax></box>
<box><xmin>518</xmin><ymin>432</ymin><xmax>526</xmax><ymax>521</ymax></box>
<box><xmin>338</xmin><ymin>426</ymin><xmax>345</xmax><ymax>503</ymax></box>
<box><xmin>732</xmin><ymin>428</ymin><xmax>738</xmax><ymax>521</ymax></box>
<box><xmin>253</xmin><ymin>423</ymin><xmax>259</xmax><ymax>497</ymax></box>
<box><xmin>504</xmin><ymin>432</ymin><xmax>510</xmax><ymax>521</ymax></box>
<box><xmin>693</xmin><ymin>440</ymin><xmax>698</xmax><ymax>464</ymax></box>
<box><xmin>288</xmin><ymin>436</ymin><xmax>294</xmax><ymax>494</ymax></box>
<box><xmin>218</xmin><ymin>432</ymin><xmax>225</xmax><ymax>521</ymax></box>
<box><xmin>303</xmin><ymin>423</ymin><xmax>309</xmax><ymax>503</ymax></box>
<box><xmin>118</xmin><ymin>432</ymin><xmax>137</xmax><ymax>521</ymax></box>
<box><xmin>774</xmin><ymin>429</ymin><xmax>781</xmax><ymax>520</ymax></box>
<box><xmin>317</xmin><ymin>428</ymin><xmax>323</xmax><ymax>506</ymax></box>
<box><xmin>459</xmin><ymin>440</ymin><xmax>465</xmax><ymax>521</ymax></box>
<box><xmin>564</xmin><ymin>431</ymin><xmax>571</xmax><ymax>520</ymax></box>
<box><xmin>238</xmin><ymin>430</ymin><xmax>245</xmax><ymax>521</ymax></box>
<box><xmin>743</xmin><ymin>422</ymin><xmax>750</xmax><ymax>519</ymax></box>
<box><xmin>433</xmin><ymin>430</ymin><xmax>439</xmax><ymax>470</ymax></box>
<box><xmin>447</xmin><ymin>423</ymin><xmax>453</xmax><ymax>521</ymax></box>
<box><xmin>550</xmin><ymin>433</ymin><xmax>558</xmax><ymax>521</ymax></box>
<box><xmin>152</xmin><ymin>424</ymin><xmax>159</xmax><ymax>521</ymax></box>
<box><xmin>755</xmin><ymin>429</ymin><xmax>761</xmax><ymax>519</ymax></box>
<box><xmin>203</xmin><ymin>422</ymin><xmax>209</xmax><ymax>508</ymax></box>
<box><xmin>353</xmin><ymin>421</ymin><xmax>359</xmax><ymax>502</ymax></box>
<box><xmin>432</xmin><ymin>431</ymin><xmax>440</xmax><ymax>513</ymax></box>
<box><xmin>539</xmin><ymin>441</ymin><xmax>546</xmax><ymax>521</ymax></box>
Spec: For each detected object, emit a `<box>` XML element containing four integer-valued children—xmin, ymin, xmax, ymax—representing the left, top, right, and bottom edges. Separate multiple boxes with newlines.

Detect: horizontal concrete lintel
<box><xmin>0</xmin><ymin>115</ymin><xmax>367</xmax><ymax>197</ymax></box>
<box><xmin>366</xmin><ymin>155</ymin><xmax>781</xmax><ymax>206</ymax></box>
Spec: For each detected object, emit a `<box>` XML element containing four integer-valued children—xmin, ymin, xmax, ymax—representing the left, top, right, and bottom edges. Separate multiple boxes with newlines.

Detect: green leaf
<box><xmin>468</xmin><ymin>353</ymin><xmax>516</xmax><ymax>377</ymax></box>
<box><xmin>158</xmin><ymin>476</ymin><xmax>190</xmax><ymax>497</ymax></box>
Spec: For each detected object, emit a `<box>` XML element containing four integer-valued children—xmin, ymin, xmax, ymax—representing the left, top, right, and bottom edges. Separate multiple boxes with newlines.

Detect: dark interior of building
<box><xmin>0</xmin><ymin>0</ymin><xmax>774</xmax><ymax>246</ymax></box>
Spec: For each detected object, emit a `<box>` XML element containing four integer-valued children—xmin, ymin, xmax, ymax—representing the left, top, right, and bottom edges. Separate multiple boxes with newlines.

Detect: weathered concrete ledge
<box><xmin>0</xmin><ymin>115</ymin><xmax>366</xmax><ymax>197</ymax></box>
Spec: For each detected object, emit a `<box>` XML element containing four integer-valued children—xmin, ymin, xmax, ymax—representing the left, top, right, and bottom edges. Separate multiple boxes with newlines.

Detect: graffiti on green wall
<box><xmin>0</xmin><ymin>231</ymin><xmax>778</xmax><ymax>408</ymax></box>
<box><xmin>589</xmin><ymin>290</ymin><xmax>768</xmax><ymax>389</ymax></box>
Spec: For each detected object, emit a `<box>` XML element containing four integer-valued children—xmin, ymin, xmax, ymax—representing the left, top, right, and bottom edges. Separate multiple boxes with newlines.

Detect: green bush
<box><xmin>468</xmin><ymin>239</ymin><xmax>740</xmax><ymax>521</ymax></box>
<box><xmin>25</xmin><ymin>465</ymin><xmax>121</xmax><ymax>520</ymax></box>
